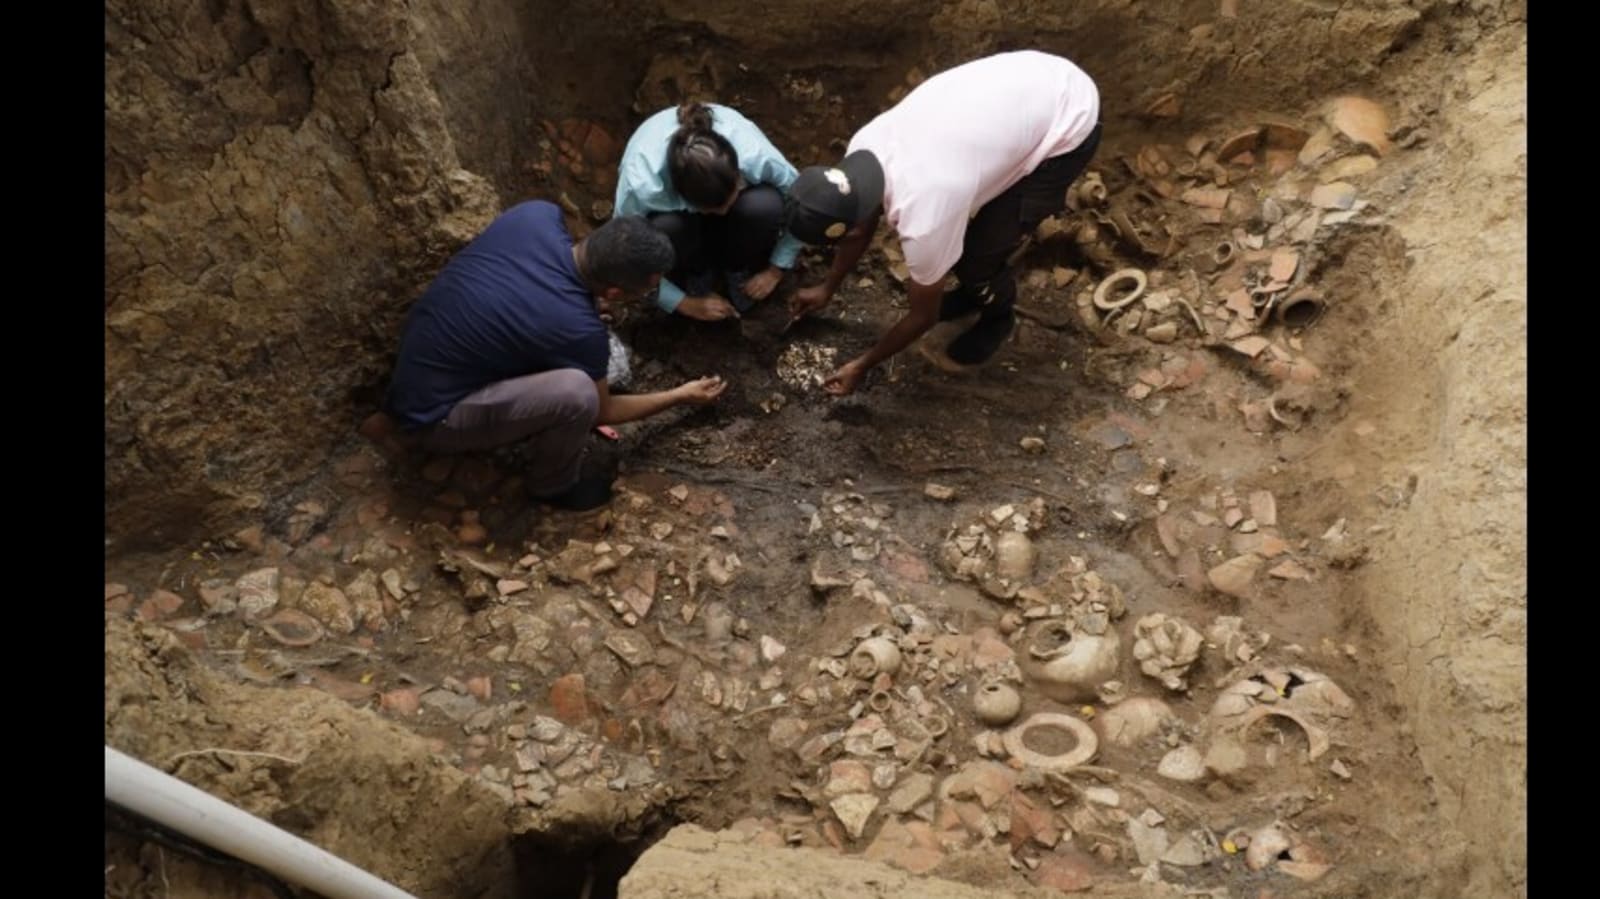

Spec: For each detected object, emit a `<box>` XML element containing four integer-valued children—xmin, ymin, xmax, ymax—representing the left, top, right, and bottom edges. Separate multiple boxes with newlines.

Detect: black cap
<box><xmin>785</xmin><ymin>150</ymin><xmax>885</xmax><ymax>245</ymax></box>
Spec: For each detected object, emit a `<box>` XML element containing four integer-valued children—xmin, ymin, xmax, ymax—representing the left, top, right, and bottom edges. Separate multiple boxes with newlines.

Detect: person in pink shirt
<box><xmin>785</xmin><ymin>50</ymin><xmax>1102</xmax><ymax>396</ymax></box>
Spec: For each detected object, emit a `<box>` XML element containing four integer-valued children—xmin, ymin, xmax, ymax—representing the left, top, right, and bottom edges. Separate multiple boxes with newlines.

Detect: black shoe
<box><xmin>532</xmin><ymin>476</ymin><xmax>614</xmax><ymax>511</ymax></box>
<box><xmin>946</xmin><ymin>309</ymin><xmax>1016</xmax><ymax>365</ymax></box>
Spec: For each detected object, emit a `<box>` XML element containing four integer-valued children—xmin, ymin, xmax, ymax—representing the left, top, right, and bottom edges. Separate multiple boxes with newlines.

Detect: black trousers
<box><xmin>940</xmin><ymin>123</ymin><xmax>1104</xmax><ymax>362</ymax></box>
<box><xmin>646</xmin><ymin>183</ymin><xmax>785</xmax><ymax>294</ymax></box>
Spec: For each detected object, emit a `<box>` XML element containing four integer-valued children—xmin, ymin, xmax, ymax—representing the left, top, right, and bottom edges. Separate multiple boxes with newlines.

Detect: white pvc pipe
<box><xmin>105</xmin><ymin>745</ymin><xmax>418</xmax><ymax>899</ymax></box>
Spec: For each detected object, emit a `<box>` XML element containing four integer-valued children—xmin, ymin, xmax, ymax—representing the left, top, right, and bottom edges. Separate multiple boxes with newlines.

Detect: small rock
<box><xmin>299</xmin><ymin>582</ymin><xmax>356</xmax><ymax>634</ymax></box>
<box><xmin>1331</xmin><ymin>759</ymin><xmax>1352</xmax><ymax>780</ymax></box>
<box><xmin>467</xmin><ymin>676</ymin><xmax>493</xmax><ymax>702</ymax></box>
<box><xmin>1204</xmin><ymin>736</ymin><xmax>1250</xmax><ymax>781</ymax></box>
<box><xmin>421</xmin><ymin>688</ymin><xmax>481</xmax><ymax>723</ymax></box>
<box><xmin>380</xmin><ymin>569</ymin><xmax>405</xmax><ymax>601</ymax></box>
<box><xmin>668</xmin><ymin>484</ymin><xmax>689</xmax><ymax>503</ymax></box>
<box><xmin>830</xmin><ymin>793</ymin><xmax>879</xmax><ymax>841</ymax></box>
<box><xmin>137</xmin><ymin>590</ymin><xmax>185</xmax><ymax>622</ymax></box>
<box><xmin>530</xmin><ymin>716</ymin><xmax>566</xmax><ymax>742</ymax></box>
<box><xmin>924</xmin><ymin>483</ymin><xmax>957</xmax><ymax>501</ymax></box>
<box><xmin>1019</xmin><ymin>436</ymin><xmax>1047</xmax><ymax>454</ymax></box>
<box><xmin>768</xmin><ymin>717</ymin><xmax>809</xmax><ymax>749</ymax></box>
<box><xmin>515</xmin><ymin>746</ymin><xmax>542</xmax><ymax>773</ymax></box>
<box><xmin>1145</xmin><ymin>321</ymin><xmax>1179</xmax><ymax>343</ymax></box>
<box><xmin>1158</xmin><ymin>746</ymin><xmax>1206</xmax><ymax>782</ymax></box>
<box><xmin>1083</xmin><ymin>786</ymin><xmax>1121</xmax><ymax>807</ymax></box>
<box><xmin>760</xmin><ymin>635</ymin><xmax>787</xmax><ymax>664</ymax></box>
<box><xmin>343</xmin><ymin>571</ymin><xmax>385</xmax><ymax>630</ymax></box>
<box><xmin>497</xmin><ymin>579</ymin><xmax>530</xmax><ymax>596</ymax></box>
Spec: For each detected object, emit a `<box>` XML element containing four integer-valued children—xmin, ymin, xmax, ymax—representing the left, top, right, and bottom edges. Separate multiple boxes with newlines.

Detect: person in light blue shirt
<box><xmin>614</xmin><ymin>102</ymin><xmax>805</xmax><ymax>321</ymax></box>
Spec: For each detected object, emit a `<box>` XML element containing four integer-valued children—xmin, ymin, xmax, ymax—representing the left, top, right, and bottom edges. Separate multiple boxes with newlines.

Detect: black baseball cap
<box><xmin>785</xmin><ymin>150</ymin><xmax>885</xmax><ymax>245</ymax></box>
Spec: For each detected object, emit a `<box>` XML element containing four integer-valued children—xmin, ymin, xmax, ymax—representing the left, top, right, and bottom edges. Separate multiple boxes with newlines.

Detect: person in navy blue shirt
<box><xmin>362</xmin><ymin>201</ymin><xmax>726</xmax><ymax>510</ymax></box>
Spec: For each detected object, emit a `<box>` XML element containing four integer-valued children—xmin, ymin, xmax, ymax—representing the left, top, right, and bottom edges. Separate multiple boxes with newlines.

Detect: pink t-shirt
<box><xmin>848</xmin><ymin>51</ymin><xmax>1100</xmax><ymax>285</ymax></box>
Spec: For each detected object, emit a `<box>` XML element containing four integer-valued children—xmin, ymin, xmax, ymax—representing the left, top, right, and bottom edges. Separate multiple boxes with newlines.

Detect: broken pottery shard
<box><xmin>1162</xmin><ymin>834</ymin><xmax>1208</xmax><ymax>867</ymax></box>
<box><xmin>1181</xmin><ymin>186</ymin><xmax>1232</xmax><ymax>209</ymax></box>
<box><xmin>1155</xmin><ymin>515</ymin><xmax>1182</xmax><ymax>557</ymax></box>
<box><xmin>830</xmin><ymin>793</ymin><xmax>879</xmax><ymax>841</ymax></box>
<box><xmin>1126</xmin><ymin>817</ymin><xmax>1170</xmax><ymax>867</ymax></box>
<box><xmin>1280</xmin><ymin>860</ymin><xmax>1333</xmax><ymax>881</ymax></box>
<box><xmin>825</xmin><ymin>760</ymin><xmax>875</xmax><ymax>798</ymax></box>
<box><xmin>1269</xmin><ymin>560</ymin><xmax>1313</xmax><ymax>581</ymax></box>
<box><xmin>1228</xmin><ymin>336</ymin><xmax>1271</xmax><ymax>358</ymax></box>
<box><xmin>924</xmin><ymin>482</ymin><xmax>956</xmax><ymax>501</ymax></box>
<box><xmin>1218</xmin><ymin>128</ymin><xmax>1261</xmax><ymax>162</ymax></box>
<box><xmin>1310</xmin><ymin>182</ymin><xmax>1358</xmax><ymax>210</ymax></box>
<box><xmin>1207</xmin><ymin>553</ymin><xmax>1263</xmax><ymax>597</ymax></box>
<box><xmin>1320</xmin><ymin>154</ymin><xmax>1378</xmax><ymax>182</ymax></box>
<box><xmin>1325</xmin><ymin>96</ymin><xmax>1392</xmax><ymax>156</ymax></box>
<box><xmin>1262</xmin><ymin>122</ymin><xmax>1310</xmax><ymax>152</ymax></box>
<box><xmin>235</xmin><ymin>568</ymin><xmax>281</xmax><ymax>619</ymax></box>
<box><xmin>1269</xmin><ymin>250</ymin><xmax>1300</xmax><ymax>283</ymax></box>
<box><xmin>888</xmin><ymin>772</ymin><xmax>935</xmax><ymax>814</ymax></box>
<box><xmin>604</xmin><ymin>631</ymin><xmax>655</xmax><ymax>668</ymax></box>
<box><xmin>1145</xmin><ymin>322</ymin><xmax>1179</xmax><ymax>343</ymax></box>
<box><xmin>1249</xmin><ymin>490</ymin><xmax>1278</xmax><ymax>527</ymax></box>
<box><xmin>260</xmin><ymin>609</ymin><xmax>324</xmax><ymax>648</ymax></box>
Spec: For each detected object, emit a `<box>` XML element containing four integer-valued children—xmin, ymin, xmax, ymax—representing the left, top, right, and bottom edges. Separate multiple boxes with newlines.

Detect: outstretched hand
<box><xmin>676</xmin><ymin>376</ymin><xmax>728</xmax><ymax>404</ymax></box>
<box><xmin>822</xmin><ymin>359</ymin><xmax>868</xmax><ymax>397</ymax></box>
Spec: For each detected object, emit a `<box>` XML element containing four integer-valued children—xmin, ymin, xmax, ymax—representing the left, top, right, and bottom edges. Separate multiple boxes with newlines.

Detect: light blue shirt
<box><xmin>614</xmin><ymin>104</ymin><xmax>805</xmax><ymax>313</ymax></box>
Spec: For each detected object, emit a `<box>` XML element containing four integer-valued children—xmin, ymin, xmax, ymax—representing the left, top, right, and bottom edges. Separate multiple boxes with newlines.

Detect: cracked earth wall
<box><xmin>104</xmin><ymin>0</ymin><xmax>1525</xmax><ymax>894</ymax></box>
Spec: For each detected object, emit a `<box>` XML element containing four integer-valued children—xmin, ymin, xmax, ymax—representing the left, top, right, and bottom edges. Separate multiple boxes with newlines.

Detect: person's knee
<box><xmin>730</xmin><ymin>184</ymin><xmax>784</xmax><ymax>229</ymax></box>
<box><xmin>547</xmin><ymin>369</ymin><xmax>600</xmax><ymax>427</ymax></box>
